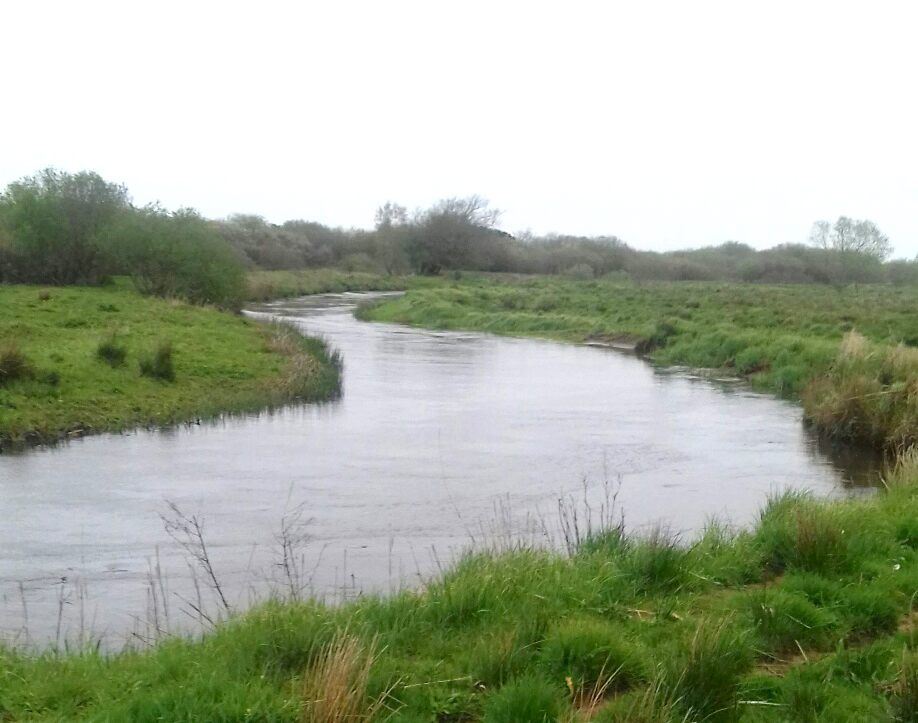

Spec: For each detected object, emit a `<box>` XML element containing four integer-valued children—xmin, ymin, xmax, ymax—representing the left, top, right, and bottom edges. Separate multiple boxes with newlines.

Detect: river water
<box><xmin>0</xmin><ymin>293</ymin><xmax>880</xmax><ymax>647</ymax></box>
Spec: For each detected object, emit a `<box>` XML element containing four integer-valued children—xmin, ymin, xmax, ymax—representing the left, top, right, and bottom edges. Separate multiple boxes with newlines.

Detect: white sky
<box><xmin>2</xmin><ymin>1</ymin><xmax>916</xmax><ymax>255</ymax></box>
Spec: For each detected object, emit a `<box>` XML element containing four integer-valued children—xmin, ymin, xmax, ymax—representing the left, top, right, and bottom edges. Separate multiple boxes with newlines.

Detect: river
<box><xmin>0</xmin><ymin>292</ymin><xmax>880</xmax><ymax>647</ymax></box>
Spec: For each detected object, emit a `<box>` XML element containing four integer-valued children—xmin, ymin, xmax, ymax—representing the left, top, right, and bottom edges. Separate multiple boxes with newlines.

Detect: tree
<box><xmin>0</xmin><ymin>168</ymin><xmax>131</xmax><ymax>284</ymax></box>
<box><xmin>409</xmin><ymin>195</ymin><xmax>503</xmax><ymax>274</ymax></box>
<box><xmin>808</xmin><ymin>216</ymin><xmax>891</xmax><ymax>284</ymax></box>
<box><xmin>808</xmin><ymin>216</ymin><xmax>891</xmax><ymax>259</ymax></box>
<box><xmin>109</xmin><ymin>205</ymin><xmax>246</xmax><ymax>308</ymax></box>
<box><xmin>373</xmin><ymin>202</ymin><xmax>410</xmax><ymax>275</ymax></box>
<box><xmin>374</xmin><ymin>201</ymin><xmax>408</xmax><ymax>229</ymax></box>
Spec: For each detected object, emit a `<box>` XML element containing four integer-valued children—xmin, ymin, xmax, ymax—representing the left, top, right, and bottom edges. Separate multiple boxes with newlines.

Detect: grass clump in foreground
<box><xmin>12</xmin><ymin>455</ymin><xmax>918</xmax><ymax>721</ymax></box>
<box><xmin>357</xmin><ymin>275</ymin><xmax>918</xmax><ymax>450</ymax></box>
<box><xmin>0</xmin><ymin>284</ymin><xmax>341</xmax><ymax>450</ymax></box>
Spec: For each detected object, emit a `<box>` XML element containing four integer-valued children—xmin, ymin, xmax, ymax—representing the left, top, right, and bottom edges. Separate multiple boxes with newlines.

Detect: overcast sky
<box><xmin>3</xmin><ymin>1</ymin><xmax>916</xmax><ymax>255</ymax></box>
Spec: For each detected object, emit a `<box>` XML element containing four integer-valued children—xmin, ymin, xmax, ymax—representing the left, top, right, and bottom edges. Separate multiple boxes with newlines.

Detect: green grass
<box><xmin>358</xmin><ymin>275</ymin><xmax>918</xmax><ymax>449</ymax></box>
<box><xmin>10</xmin><ymin>458</ymin><xmax>918</xmax><ymax>721</ymax></box>
<box><xmin>0</xmin><ymin>283</ymin><xmax>341</xmax><ymax>450</ymax></box>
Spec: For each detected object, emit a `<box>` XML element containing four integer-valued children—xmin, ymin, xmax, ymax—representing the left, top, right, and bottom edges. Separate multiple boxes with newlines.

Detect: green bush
<box><xmin>110</xmin><ymin>206</ymin><xmax>247</xmax><ymax>309</ymax></box>
<box><xmin>0</xmin><ymin>168</ymin><xmax>129</xmax><ymax>285</ymax></box>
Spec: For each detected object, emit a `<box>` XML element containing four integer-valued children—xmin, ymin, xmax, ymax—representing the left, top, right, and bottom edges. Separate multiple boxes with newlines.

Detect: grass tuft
<box><xmin>95</xmin><ymin>332</ymin><xmax>127</xmax><ymax>367</ymax></box>
<box><xmin>301</xmin><ymin>632</ymin><xmax>391</xmax><ymax>723</ymax></box>
<box><xmin>755</xmin><ymin>493</ymin><xmax>850</xmax><ymax>575</ymax></box>
<box><xmin>481</xmin><ymin>675</ymin><xmax>562</xmax><ymax>723</ymax></box>
<box><xmin>0</xmin><ymin>340</ymin><xmax>33</xmax><ymax>385</ymax></box>
<box><xmin>623</xmin><ymin>527</ymin><xmax>690</xmax><ymax>594</ymax></box>
<box><xmin>539</xmin><ymin>616</ymin><xmax>646</xmax><ymax>695</ymax></box>
<box><xmin>139</xmin><ymin>340</ymin><xmax>176</xmax><ymax>382</ymax></box>
<box><xmin>748</xmin><ymin>586</ymin><xmax>841</xmax><ymax>653</ymax></box>
<box><xmin>663</xmin><ymin>619</ymin><xmax>754</xmax><ymax>723</ymax></box>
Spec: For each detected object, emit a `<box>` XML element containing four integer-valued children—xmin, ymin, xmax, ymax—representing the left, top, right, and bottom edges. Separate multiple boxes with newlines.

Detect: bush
<box><xmin>96</xmin><ymin>333</ymin><xmax>127</xmax><ymax>367</ymax></box>
<box><xmin>139</xmin><ymin>340</ymin><xmax>175</xmax><ymax>382</ymax></box>
<box><xmin>0</xmin><ymin>168</ymin><xmax>129</xmax><ymax>285</ymax></box>
<box><xmin>0</xmin><ymin>340</ymin><xmax>32</xmax><ymax>385</ymax></box>
<box><xmin>107</xmin><ymin>206</ymin><xmax>247</xmax><ymax>309</ymax></box>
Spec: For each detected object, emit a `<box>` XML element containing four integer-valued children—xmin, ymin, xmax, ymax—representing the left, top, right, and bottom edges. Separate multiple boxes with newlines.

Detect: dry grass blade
<box><xmin>302</xmin><ymin>632</ymin><xmax>393</xmax><ymax>723</ymax></box>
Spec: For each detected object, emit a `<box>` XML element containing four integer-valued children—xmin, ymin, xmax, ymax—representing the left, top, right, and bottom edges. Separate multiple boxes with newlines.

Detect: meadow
<box><xmin>358</xmin><ymin>276</ymin><xmax>918</xmax><ymax>450</ymax></box>
<box><xmin>0</xmin><ymin>283</ymin><xmax>341</xmax><ymax>450</ymax></box>
<box><xmin>8</xmin><ymin>453</ymin><xmax>918</xmax><ymax>721</ymax></box>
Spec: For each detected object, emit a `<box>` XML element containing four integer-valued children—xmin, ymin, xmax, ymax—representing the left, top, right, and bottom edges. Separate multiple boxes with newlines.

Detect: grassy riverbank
<box><xmin>8</xmin><ymin>455</ymin><xmax>918</xmax><ymax>721</ymax></box>
<box><xmin>0</xmin><ymin>284</ymin><xmax>341</xmax><ymax>450</ymax></box>
<box><xmin>358</xmin><ymin>276</ymin><xmax>918</xmax><ymax>449</ymax></box>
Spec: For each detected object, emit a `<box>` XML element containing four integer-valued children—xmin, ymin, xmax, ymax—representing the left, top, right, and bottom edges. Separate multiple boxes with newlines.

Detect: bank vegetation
<box><xmin>0</xmin><ymin>284</ymin><xmax>341</xmax><ymax>451</ymax></box>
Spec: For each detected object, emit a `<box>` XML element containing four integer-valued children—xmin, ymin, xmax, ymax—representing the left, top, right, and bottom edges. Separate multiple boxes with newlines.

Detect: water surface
<box><xmin>0</xmin><ymin>293</ymin><xmax>879</xmax><ymax>646</ymax></box>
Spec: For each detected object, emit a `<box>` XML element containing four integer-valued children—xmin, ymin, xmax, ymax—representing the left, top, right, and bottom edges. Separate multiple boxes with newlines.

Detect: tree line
<box><xmin>0</xmin><ymin>169</ymin><xmax>246</xmax><ymax>307</ymax></box>
<box><xmin>1</xmin><ymin>168</ymin><xmax>912</xmax><ymax>308</ymax></box>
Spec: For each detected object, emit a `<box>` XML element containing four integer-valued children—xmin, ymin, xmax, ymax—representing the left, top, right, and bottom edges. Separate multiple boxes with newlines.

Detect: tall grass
<box><xmin>95</xmin><ymin>332</ymin><xmax>127</xmax><ymax>367</ymax></box>
<box><xmin>0</xmin><ymin>339</ymin><xmax>32</xmax><ymax>385</ymax></box>
<box><xmin>539</xmin><ymin>616</ymin><xmax>646</xmax><ymax>698</ymax></box>
<box><xmin>301</xmin><ymin>632</ymin><xmax>391</xmax><ymax>723</ymax></box>
<box><xmin>480</xmin><ymin>675</ymin><xmax>562</xmax><ymax>723</ymax></box>
<box><xmin>139</xmin><ymin>340</ymin><xmax>176</xmax><ymax>382</ymax></box>
<box><xmin>664</xmin><ymin>620</ymin><xmax>754</xmax><ymax>723</ymax></box>
<box><xmin>263</xmin><ymin>322</ymin><xmax>342</xmax><ymax>402</ymax></box>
